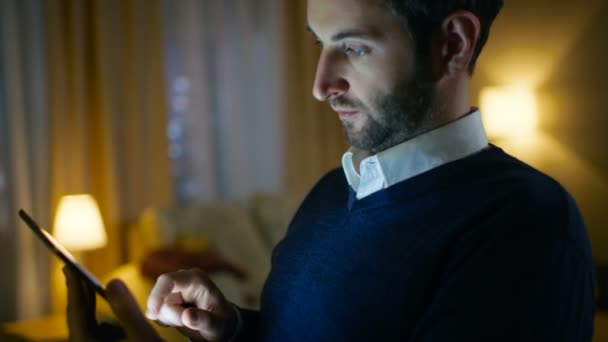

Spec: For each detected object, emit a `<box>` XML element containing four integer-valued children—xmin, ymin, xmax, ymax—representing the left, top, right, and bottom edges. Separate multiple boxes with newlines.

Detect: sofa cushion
<box><xmin>131</xmin><ymin>201</ymin><xmax>271</xmax><ymax>309</ymax></box>
<box><xmin>140</xmin><ymin>247</ymin><xmax>247</xmax><ymax>281</ymax></box>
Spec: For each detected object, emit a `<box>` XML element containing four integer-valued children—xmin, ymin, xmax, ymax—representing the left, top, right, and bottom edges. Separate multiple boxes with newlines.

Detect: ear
<box><xmin>439</xmin><ymin>11</ymin><xmax>481</xmax><ymax>76</ymax></box>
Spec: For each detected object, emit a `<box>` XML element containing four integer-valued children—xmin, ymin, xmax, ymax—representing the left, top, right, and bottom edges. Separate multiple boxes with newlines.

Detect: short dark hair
<box><xmin>384</xmin><ymin>0</ymin><xmax>504</xmax><ymax>73</ymax></box>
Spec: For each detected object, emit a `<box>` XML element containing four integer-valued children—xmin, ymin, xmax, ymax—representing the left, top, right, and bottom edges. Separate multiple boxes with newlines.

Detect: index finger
<box><xmin>145</xmin><ymin>273</ymin><xmax>177</xmax><ymax>319</ymax></box>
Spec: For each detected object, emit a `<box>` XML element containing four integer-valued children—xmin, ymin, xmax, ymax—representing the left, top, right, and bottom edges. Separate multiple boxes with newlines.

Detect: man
<box><xmin>66</xmin><ymin>0</ymin><xmax>595</xmax><ymax>341</ymax></box>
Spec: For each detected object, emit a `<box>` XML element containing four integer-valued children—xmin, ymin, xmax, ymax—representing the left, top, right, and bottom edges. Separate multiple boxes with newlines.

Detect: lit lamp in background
<box><xmin>53</xmin><ymin>194</ymin><xmax>107</xmax><ymax>254</ymax></box>
<box><xmin>480</xmin><ymin>85</ymin><xmax>539</xmax><ymax>141</ymax></box>
<box><xmin>50</xmin><ymin>194</ymin><xmax>108</xmax><ymax>313</ymax></box>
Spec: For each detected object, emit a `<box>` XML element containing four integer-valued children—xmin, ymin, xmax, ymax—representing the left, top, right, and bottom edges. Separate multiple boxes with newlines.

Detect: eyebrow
<box><xmin>306</xmin><ymin>24</ymin><xmax>379</xmax><ymax>42</ymax></box>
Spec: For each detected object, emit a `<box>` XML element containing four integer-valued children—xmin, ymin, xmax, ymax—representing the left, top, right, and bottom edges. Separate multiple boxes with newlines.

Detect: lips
<box><xmin>333</xmin><ymin>108</ymin><xmax>359</xmax><ymax>118</ymax></box>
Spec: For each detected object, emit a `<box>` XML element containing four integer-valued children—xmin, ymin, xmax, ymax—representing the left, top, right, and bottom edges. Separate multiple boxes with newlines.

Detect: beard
<box><xmin>332</xmin><ymin>66</ymin><xmax>436</xmax><ymax>153</ymax></box>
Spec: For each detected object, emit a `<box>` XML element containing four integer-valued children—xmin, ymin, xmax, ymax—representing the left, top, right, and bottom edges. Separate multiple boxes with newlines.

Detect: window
<box><xmin>162</xmin><ymin>0</ymin><xmax>283</xmax><ymax>202</ymax></box>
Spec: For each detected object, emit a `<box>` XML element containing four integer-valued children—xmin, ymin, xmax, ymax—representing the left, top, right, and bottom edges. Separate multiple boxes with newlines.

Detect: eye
<box><xmin>342</xmin><ymin>44</ymin><xmax>369</xmax><ymax>57</ymax></box>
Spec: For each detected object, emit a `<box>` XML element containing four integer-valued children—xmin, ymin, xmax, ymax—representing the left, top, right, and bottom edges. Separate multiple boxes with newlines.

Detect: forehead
<box><xmin>307</xmin><ymin>0</ymin><xmax>398</xmax><ymax>36</ymax></box>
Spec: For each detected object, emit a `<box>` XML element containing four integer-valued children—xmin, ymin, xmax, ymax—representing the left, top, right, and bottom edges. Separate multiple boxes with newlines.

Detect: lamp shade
<box><xmin>53</xmin><ymin>194</ymin><xmax>107</xmax><ymax>251</ymax></box>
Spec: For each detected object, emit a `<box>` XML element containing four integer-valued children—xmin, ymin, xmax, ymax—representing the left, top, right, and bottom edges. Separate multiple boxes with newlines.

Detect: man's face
<box><xmin>308</xmin><ymin>0</ymin><xmax>436</xmax><ymax>153</ymax></box>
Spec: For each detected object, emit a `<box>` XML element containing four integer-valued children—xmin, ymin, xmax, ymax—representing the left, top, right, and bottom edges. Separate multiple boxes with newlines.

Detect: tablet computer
<box><xmin>18</xmin><ymin>209</ymin><xmax>107</xmax><ymax>300</ymax></box>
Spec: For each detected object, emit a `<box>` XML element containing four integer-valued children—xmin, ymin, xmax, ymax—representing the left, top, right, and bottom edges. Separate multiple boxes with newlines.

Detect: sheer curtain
<box><xmin>46</xmin><ymin>0</ymin><xmax>173</xmax><ymax>304</ymax></box>
<box><xmin>280</xmin><ymin>1</ymin><xmax>349</xmax><ymax>195</ymax></box>
<box><xmin>163</xmin><ymin>0</ymin><xmax>283</xmax><ymax>202</ymax></box>
<box><xmin>0</xmin><ymin>0</ymin><xmax>50</xmax><ymax>321</ymax></box>
<box><xmin>163</xmin><ymin>0</ymin><xmax>351</xmax><ymax>201</ymax></box>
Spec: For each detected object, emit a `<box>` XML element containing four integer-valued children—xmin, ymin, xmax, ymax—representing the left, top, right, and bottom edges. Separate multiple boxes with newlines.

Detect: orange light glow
<box><xmin>480</xmin><ymin>85</ymin><xmax>538</xmax><ymax>140</ymax></box>
<box><xmin>53</xmin><ymin>194</ymin><xmax>107</xmax><ymax>251</ymax></box>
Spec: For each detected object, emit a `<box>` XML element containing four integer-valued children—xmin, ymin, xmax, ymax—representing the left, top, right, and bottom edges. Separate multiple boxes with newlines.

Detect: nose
<box><xmin>312</xmin><ymin>50</ymin><xmax>349</xmax><ymax>102</ymax></box>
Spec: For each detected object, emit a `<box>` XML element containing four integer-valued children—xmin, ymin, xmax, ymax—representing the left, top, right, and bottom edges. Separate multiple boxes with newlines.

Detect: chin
<box><xmin>345</xmin><ymin>133</ymin><xmax>372</xmax><ymax>151</ymax></box>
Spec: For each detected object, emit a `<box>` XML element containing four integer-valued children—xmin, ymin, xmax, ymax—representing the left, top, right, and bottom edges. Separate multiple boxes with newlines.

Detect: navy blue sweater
<box><xmin>237</xmin><ymin>146</ymin><xmax>594</xmax><ymax>341</ymax></box>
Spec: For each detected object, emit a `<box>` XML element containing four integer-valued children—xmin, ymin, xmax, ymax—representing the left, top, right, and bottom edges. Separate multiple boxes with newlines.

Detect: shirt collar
<box><xmin>342</xmin><ymin>109</ymin><xmax>489</xmax><ymax>199</ymax></box>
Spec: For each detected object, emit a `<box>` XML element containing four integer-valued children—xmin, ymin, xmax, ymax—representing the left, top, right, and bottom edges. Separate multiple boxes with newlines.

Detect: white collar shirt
<box><xmin>342</xmin><ymin>109</ymin><xmax>489</xmax><ymax>200</ymax></box>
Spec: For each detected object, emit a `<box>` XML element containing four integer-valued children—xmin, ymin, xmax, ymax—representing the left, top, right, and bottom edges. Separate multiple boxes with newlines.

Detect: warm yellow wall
<box><xmin>540</xmin><ymin>2</ymin><xmax>608</xmax><ymax>261</ymax></box>
<box><xmin>472</xmin><ymin>0</ymin><xmax>608</xmax><ymax>261</ymax></box>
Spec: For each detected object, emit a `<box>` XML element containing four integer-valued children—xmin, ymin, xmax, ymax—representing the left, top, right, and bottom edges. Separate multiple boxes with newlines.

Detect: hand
<box><xmin>146</xmin><ymin>268</ymin><xmax>238</xmax><ymax>342</ymax></box>
<box><xmin>64</xmin><ymin>266</ymin><xmax>162</xmax><ymax>342</ymax></box>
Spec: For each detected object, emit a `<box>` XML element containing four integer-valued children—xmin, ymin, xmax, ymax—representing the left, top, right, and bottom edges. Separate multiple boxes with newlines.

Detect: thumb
<box><xmin>105</xmin><ymin>279</ymin><xmax>161</xmax><ymax>341</ymax></box>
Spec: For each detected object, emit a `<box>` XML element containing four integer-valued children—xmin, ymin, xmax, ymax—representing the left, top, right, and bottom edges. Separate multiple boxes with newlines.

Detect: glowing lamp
<box><xmin>53</xmin><ymin>194</ymin><xmax>107</xmax><ymax>251</ymax></box>
<box><xmin>480</xmin><ymin>85</ymin><xmax>538</xmax><ymax>140</ymax></box>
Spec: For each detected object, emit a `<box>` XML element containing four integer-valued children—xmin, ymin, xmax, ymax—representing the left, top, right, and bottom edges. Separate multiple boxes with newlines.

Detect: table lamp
<box><xmin>53</xmin><ymin>194</ymin><xmax>107</xmax><ymax>252</ymax></box>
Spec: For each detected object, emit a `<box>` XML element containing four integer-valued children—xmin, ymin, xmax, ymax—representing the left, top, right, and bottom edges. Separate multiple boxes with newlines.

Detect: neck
<box><xmin>435</xmin><ymin>76</ymin><xmax>472</xmax><ymax>124</ymax></box>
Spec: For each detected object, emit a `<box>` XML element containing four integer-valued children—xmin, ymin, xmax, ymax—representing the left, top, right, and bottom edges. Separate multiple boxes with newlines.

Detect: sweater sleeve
<box><xmin>410</xmin><ymin>185</ymin><xmax>595</xmax><ymax>341</ymax></box>
<box><xmin>233</xmin><ymin>308</ymin><xmax>261</xmax><ymax>342</ymax></box>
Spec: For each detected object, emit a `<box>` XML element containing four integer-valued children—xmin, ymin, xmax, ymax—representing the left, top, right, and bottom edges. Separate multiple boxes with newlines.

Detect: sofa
<box><xmin>121</xmin><ymin>192</ymin><xmax>301</xmax><ymax>308</ymax></box>
<box><xmin>91</xmin><ymin>193</ymin><xmax>301</xmax><ymax>340</ymax></box>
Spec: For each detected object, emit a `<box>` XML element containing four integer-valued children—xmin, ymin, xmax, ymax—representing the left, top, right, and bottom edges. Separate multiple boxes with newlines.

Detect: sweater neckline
<box><xmin>346</xmin><ymin>145</ymin><xmax>505</xmax><ymax>212</ymax></box>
